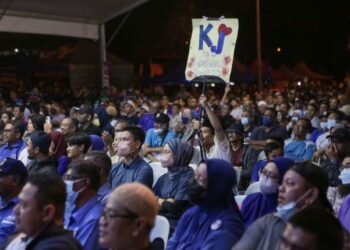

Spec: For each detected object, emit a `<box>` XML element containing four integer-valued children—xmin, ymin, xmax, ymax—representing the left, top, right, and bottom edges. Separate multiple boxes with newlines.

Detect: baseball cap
<box><xmin>327</xmin><ymin>128</ymin><xmax>350</xmax><ymax>142</ymax></box>
<box><xmin>154</xmin><ymin>113</ymin><xmax>170</xmax><ymax>124</ymax></box>
<box><xmin>0</xmin><ymin>157</ymin><xmax>28</xmax><ymax>180</ymax></box>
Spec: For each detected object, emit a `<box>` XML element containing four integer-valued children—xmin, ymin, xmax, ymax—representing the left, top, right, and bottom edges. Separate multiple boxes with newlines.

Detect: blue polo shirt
<box><xmin>108</xmin><ymin>156</ymin><xmax>153</xmax><ymax>189</ymax></box>
<box><xmin>0</xmin><ymin>140</ymin><xmax>26</xmax><ymax>162</ymax></box>
<box><xmin>144</xmin><ymin>129</ymin><xmax>176</xmax><ymax>147</ymax></box>
<box><xmin>0</xmin><ymin>197</ymin><xmax>19</xmax><ymax>245</ymax></box>
<box><xmin>64</xmin><ymin>196</ymin><xmax>102</xmax><ymax>250</ymax></box>
<box><xmin>97</xmin><ymin>183</ymin><xmax>111</xmax><ymax>207</ymax></box>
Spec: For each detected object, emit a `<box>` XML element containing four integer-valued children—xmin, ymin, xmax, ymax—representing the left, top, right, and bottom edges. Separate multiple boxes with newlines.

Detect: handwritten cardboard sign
<box><xmin>185</xmin><ymin>18</ymin><xmax>239</xmax><ymax>83</ymax></box>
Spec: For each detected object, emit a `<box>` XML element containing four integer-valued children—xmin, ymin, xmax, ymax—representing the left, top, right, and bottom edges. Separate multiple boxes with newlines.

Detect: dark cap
<box><xmin>327</xmin><ymin>128</ymin><xmax>350</xmax><ymax>142</ymax></box>
<box><xmin>154</xmin><ymin>113</ymin><xmax>170</xmax><ymax>124</ymax></box>
<box><xmin>30</xmin><ymin>131</ymin><xmax>52</xmax><ymax>155</ymax></box>
<box><xmin>78</xmin><ymin>105</ymin><xmax>94</xmax><ymax>117</ymax></box>
<box><xmin>226</xmin><ymin>123</ymin><xmax>244</xmax><ymax>135</ymax></box>
<box><xmin>291</xmin><ymin>162</ymin><xmax>333</xmax><ymax>212</ymax></box>
<box><xmin>0</xmin><ymin>157</ymin><xmax>27</xmax><ymax>179</ymax></box>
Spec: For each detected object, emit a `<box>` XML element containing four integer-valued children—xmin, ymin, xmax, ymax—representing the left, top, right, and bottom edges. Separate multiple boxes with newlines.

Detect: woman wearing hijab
<box><xmin>89</xmin><ymin>134</ymin><xmax>105</xmax><ymax>151</ymax></box>
<box><xmin>167</xmin><ymin>159</ymin><xmax>244</xmax><ymax>250</ymax></box>
<box><xmin>49</xmin><ymin>130</ymin><xmax>69</xmax><ymax>176</ymax></box>
<box><xmin>94</xmin><ymin>107</ymin><xmax>114</xmax><ymax>137</ymax></box>
<box><xmin>241</xmin><ymin>157</ymin><xmax>294</xmax><ymax>227</ymax></box>
<box><xmin>153</xmin><ymin>138</ymin><xmax>194</xmax><ymax>231</ymax></box>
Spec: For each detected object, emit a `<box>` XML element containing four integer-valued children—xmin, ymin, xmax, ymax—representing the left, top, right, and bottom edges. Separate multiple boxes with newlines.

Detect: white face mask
<box><xmin>241</xmin><ymin>117</ymin><xmax>249</xmax><ymax>126</ymax></box>
<box><xmin>327</xmin><ymin>119</ymin><xmax>337</xmax><ymax>130</ymax></box>
<box><xmin>339</xmin><ymin>168</ymin><xmax>350</xmax><ymax>185</ymax></box>
<box><xmin>117</xmin><ymin>142</ymin><xmax>132</xmax><ymax>157</ymax></box>
<box><xmin>154</xmin><ymin>128</ymin><xmax>164</xmax><ymax>135</ymax></box>
<box><xmin>259</xmin><ymin>176</ymin><xmax>279</xmax><ymax>194</ymax></box>
<box><xmin>320</xmin><ymin>122</ymin><xmax>327</xmax><ymax>130</ymax></box>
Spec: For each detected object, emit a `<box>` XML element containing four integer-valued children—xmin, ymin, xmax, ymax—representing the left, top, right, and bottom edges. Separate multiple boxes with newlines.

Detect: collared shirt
<box><xmin>64</xmin><ymin>196</ymin><xmax>102</xmax><ymax>250</ymax></box>
<box><xmin>108</xmin><ymin>156</ymin><xmax>153</xmax><ymax>189</ymax></box>
<box><xmin>0</xmin><ymin>197</ymin><xmax>19</xmax><ymax>245</ymax></box>
<box><xmin>144</xmin><ymin>128</ymin><xmax>176</xmax><ymax>148</ymax></box>
<box><xmin>0</xmin><ymin>140</ymin><xmax>26</xmax><ymax>163</ymax></box>
<box><xmin>97</xmin><ymin>183</ymin><xmax>111</xmax><ymax>207</ymax></box>
<box><xmin>284</xmin><ymin>139</ymin><xmax>316</xmax><ymax>162</ymax></box>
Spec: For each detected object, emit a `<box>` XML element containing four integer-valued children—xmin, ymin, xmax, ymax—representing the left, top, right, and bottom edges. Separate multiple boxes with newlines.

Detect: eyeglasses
<box><xmin>63</xmin><ymin>175</ymin><xmax>85</xmax><ymax>181</ymax></box>
<box><xmin>101</xmin><ymin>210</ymin><xmax>138</xmax><ymax>221</ymax></box>
<box><xmin>260</xmin><ymin>169</ymin><xmax>279</xmax><ymax>181</ymax></box>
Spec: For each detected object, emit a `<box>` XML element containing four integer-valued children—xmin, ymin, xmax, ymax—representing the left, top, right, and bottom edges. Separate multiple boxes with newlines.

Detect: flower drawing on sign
<box><xmin>222</xmin><ymin>67</ymin><xmax>229</xmax><ymax>76</ymax></box>
<box><xmin>187</xmin><ymin>71</ymin><xmax>194</xmax><ymax>78</ymax></box>
<box><xmin>188</xmin><ymin>57</ymin><xmax>195</xmax><ymax>68</ymax></box>
<box><xmin>224</xmin><ymin>56</ymin><xmax>231</xmax><ymax>65</ymax></box>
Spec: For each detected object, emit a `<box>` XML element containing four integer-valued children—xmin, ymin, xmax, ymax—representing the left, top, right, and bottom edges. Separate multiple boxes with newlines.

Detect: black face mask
<box><xmin>188</xmin><ymin>178</ymin><xmax>207</xmax><ymax>204</ymax></box>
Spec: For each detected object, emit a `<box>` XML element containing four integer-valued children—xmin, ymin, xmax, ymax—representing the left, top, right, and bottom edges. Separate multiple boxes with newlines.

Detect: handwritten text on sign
<box><xmin>185</xmin><ymin>18</ymin><xmax>239</xmax><ymax>82</ymax></box>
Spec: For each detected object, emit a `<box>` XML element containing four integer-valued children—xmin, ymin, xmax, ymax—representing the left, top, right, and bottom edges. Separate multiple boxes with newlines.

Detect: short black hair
<box><xmin>67</xmin><ymin>132</ymin><xmax>91</xmax><ymax>154</ymax></box>
<box><xmin>122</xmin><ymin>126</ymin><xmax>145</xmax><ymax>150</ymax></box>
<box><xmin>27</xmin><ymin>174</ymin><xmax>66</xmax><ymax>220</ymax></box>
<box><xmin>267</xmin><ymin>135</ymin><xmax>285</xmax><ymax>148</ymax></box>
<box><xmin>264</xmin><ymin>141</ymin><xmax>283</xmax><ymax>157</ymax></box>
<box><xmin>70</xmin><ymin>160</ymin><xmax>100</xmax><ymax>191</ymax></box>
<box><xmin>13</xmin><ymin>104</ymin><xmax>25</xmax><ymax>113</ymax></box>
<box><xmin>85</xmin><ymin>151</ymin><xmax>112</xmax><ymax>177</ymax></box>
<box><xmin>287</xmin><ymin>209</ymin><xmax>344</xmax><ymax>250</ymax></box>
<box><xmin>266</xmin><ymin>107</ymin><xmax>278</xmax><ymax>118</ymax></box>
<box><xmin>298</xmin><ymin>118</ymin><xmax>312</xmax><ymax>132</ymax></box>
<box><xmin>11</xmin><ymin>120</ymin><xmax>26</xmax><ymax>138</ymax></box>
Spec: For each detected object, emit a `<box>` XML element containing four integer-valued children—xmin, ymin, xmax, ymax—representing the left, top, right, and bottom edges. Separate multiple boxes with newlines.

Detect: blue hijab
<box><xmin>94</xmin><ymin>107</ymin><xmax>114</xmax><ymax>136</ymax></box>
<box><xmin>167</xmin><ymin>159</ymin><xmax>244</xmax><ymax>250</ymax></box>
<box><xmin>241</xmin><ymin>156</ymin><xmax>295</xmax><ymax>227</ymax></box>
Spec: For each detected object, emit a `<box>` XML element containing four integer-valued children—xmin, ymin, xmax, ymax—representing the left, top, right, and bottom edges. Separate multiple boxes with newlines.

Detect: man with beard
<box><xmin>167</xmin><ymin>159</ymin><xmax>244</xmax><ymax>249</ymax></box>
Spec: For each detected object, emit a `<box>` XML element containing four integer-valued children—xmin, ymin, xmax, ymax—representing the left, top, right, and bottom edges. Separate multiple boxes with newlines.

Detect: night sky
<box><xmin>0</xmin><ymin>0</ymin><xmax>348</xmax><ymax>79</ymax></box>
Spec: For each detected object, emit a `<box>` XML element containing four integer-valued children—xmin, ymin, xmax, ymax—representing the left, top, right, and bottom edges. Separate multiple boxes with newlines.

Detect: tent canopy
<box><xmin>0</xmin><ymin>0</ymin><xmax>149</xmax><ymax>39</ymax></box>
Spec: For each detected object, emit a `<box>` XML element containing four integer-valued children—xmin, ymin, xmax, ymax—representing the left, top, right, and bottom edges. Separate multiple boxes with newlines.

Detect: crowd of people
<box><xmin>0</xmin><ymin>78</ymin><xmax>349</xmax><ymax>249</ymax></box>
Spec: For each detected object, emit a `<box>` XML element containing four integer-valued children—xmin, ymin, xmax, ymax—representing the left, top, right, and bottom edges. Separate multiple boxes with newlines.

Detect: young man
<box><xmin>109</xmin><ymin>126</ymin><xmax>153</xmax><ymax>189</ymax></box>
<box><xmin>5</xmin><ymin>174</ymin><xmax>82</xmax><ymax>250</ymax></box>
<box><xmin>64</xmin><ymin>160</ymin><xmax>102</xmax><ymax>250</ymax></box>
<box><xmin>77</xmin><ymin>106</ymin><xmax>101</xmax><ymax>136</ymax></box>
<box><xmin>27</xmin><ymin>131</ymin><xmax>57</xmax><ymax>176</ymax></box>
<box><xmin>66</xmin><ymin>133</ymin><xmax>91</xmax><ymax>162</ymax></box>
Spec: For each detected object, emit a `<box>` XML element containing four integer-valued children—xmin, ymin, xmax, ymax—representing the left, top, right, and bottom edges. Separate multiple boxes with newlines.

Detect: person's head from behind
<box><xmin>280</xmin><ymin>208</ymin><xmax>343</xmax><ymax>250</ymax></box>
<box><xmin>3</xmin><ymin>120</ymin><xmax>25</xmax><ymax>144</ymax></box>
<box><xmin>66</xmin><ymin>132</ymin><xmax>91</xmax><ymax>160</ymax></box>
<box><xmin>117</xmin><ymin>126</ymin><xmax>145</xmax><ymax>158</ymax></box>
<box><xmin>99</xmin><ymin>183</ymin><xmax>158</xmax><ymax>249</ymax></box>
<box><xmin>60</xmin><ymin>117</ymin><xmax>78</xmax><ymax>137</ymax></box>
<box><xmin>14</xmin><ymin>174</ymin><xmax>66</xmax><ymax>237</ymax></box>
<box><xmin>85</xmin><ymin>152</ymin><xmax>112</xmax><ymax>186</ymax></box>
<box><xmin>278</xmin><ymin>162</ymin><xmax>332</xmax><ymax>215</ymax></box>
<box><xmin>264</xmin><ymin>141</ymin><xmax>284</xmax><ymax>161</ymax></box>
<box><xmin>27</xmin><ymin>114</ymin><xmax>46</xmax><ymax>134</ymax></box>
<box><xmin>27</xmin><ymin>131</ymin><xmax>52</xmax><ymax>160</ymax></box>
<box><xmin>0</xmin><ymin>158</ymin><xmax>27</xmax><ymax>202</ymax></box>
<box><xmin>64</xmin><ymin>160</ymin><xmax>100</xmax><ymax>205</ymax></box>
<box><xmin>160</xmin><ymin>138</ymin><xmax>194</xmax><ymax>169</ymax></box>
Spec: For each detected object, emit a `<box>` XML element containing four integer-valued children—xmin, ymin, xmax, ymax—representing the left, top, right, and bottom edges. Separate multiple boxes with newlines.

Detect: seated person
<box><xmin>153</xmin><ymin>138</ymin><xmax>194</xmax><ymax>231</ymax></box>
<box><xmin>241</xmin><ymin>157</ymin><xmax>294</xmax><ymax>227</ymax></box>
<box><xmin>167</xmin><ymin>159</ymin><xmax>244</xmax><ymax>249</ymax></box>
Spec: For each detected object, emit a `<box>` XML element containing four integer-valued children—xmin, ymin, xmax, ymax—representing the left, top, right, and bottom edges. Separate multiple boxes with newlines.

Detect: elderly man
<box><xmin>99</xmin><ymin>183</ymin><xmax>158</xmax><ymax>250</ymax></box>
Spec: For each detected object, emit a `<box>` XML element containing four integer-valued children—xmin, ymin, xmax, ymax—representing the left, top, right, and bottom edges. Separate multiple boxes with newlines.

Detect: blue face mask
<box><xmin>65</xmin><ymin>179</ymin><xmax>85</xmax><ymax>214</ymax></box>
<box><xmin>327</xmin><ymin>119</ymin><xmax>337</xmax><ymax>130</ymax></box>
<box><xmin>263</xmin><ymin>116</ymin><xmax>272</xmax><ymax>126</ymax></box>
<box><xmin>241</xmin><ymin>117</ymin><xmax>249</xmax><ymax>126</ymax></box>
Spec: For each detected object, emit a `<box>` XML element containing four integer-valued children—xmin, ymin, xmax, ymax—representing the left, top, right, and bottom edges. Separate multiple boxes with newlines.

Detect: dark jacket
<box><xmin>27</xmin><ymin>157</ymin><xmax>58</xmax><ymax>177</ymax></box>
<box><xmin>3</xmin><ymin>223</ymin><xmax>82</xmax><ymax>250</ymax></box>
<box><xmin>320</xmin><ymin>159</ymin><xmax>341</xmax><ymax>187</ymax></box>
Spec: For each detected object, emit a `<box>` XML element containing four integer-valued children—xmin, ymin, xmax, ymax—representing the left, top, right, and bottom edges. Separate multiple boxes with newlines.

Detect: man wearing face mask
<box><xmin>77</xmin><ymin>106</ymin><xmax>102</xmax><ymax>136</ymax></box>
<box><xmin>233</xmin><ymin>161</ymin><xmax>333</xmax><ymax>250</ymax></box>
<box><xmin>320</xmin><ymin>128</ymin><xmax>350</xmax><ymax>187</ymax></box>
<box><xmin>240</xmin><ymin>109</ymin><xmax>255</xmax><ymax>145</ymax></box>
<box><xmin>167</xmin><ymin>159</ymin><xmax>244</xmax><ymax>250</ymax></box>
<box><xmin>109</xmin><ymin>126</ymin><xmax>153</xmax><ymax>189</ymax></box>
<box><xmin>143</xmin><ymin>113</ymin><xmax>176</xmax><ymax>163</ymax></box>
<box><xmin>241</xmin><ymin>108</ymin><xmax>288</xmax><ymax>190</ymax></box>
<box><xmin>64</xmin><ymin>160</ymin><xmax>102</xmax><ymax>250</ymax></box>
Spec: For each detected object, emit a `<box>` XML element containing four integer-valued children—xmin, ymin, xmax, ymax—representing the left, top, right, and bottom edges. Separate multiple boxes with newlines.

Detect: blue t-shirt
<box><xmin>284</xmin><ymin>139</ymin><xmax>316</xmax><ymax>162</ymax></box>
<box><xmin>144</xmin><ymin>129</ymin><xmax>176</xmax><ymax>148</ymax></box>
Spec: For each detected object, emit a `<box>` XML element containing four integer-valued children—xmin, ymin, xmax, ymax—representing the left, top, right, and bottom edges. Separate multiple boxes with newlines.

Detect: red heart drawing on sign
<box><xmin>224</xmin><ymin>56</ymin><xmax>231</xmax><ymax>65</ymax></box>
<box><xmin>218</xmin><ymin>24</ymin><xmax>232</xmax><ymax>36</ymax></box>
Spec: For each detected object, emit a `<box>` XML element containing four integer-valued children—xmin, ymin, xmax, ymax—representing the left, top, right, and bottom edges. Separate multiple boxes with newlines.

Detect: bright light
<box><xmin>211</xmin><ymin>83</ymin><xmax>215</xmax><ymax>87</ymax></box>
<box><xmin>194</xmin><ymin>83</ymin><xmax>199</xmax><ymax>88</ymax></box>
<box><xmin>229</xmin><ymin>82</ymin><xmax>235</xmax><ymax>86</ymax></box>
<box><xmin>297</xmin><ymin>81</ymin><xmax>301</xmax><ymax>86</ymax></box>
<box><xmin>276</xmin><ymin>47</ymin><xmax>282</xmax><ymax>52</ymax></box>
<box><xmin>14</xmin><ymin>48</ymin><xmax>19</xmax><ymax>53</ymax></box>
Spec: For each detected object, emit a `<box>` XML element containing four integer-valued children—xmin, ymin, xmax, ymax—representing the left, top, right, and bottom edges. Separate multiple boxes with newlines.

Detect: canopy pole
<box><xmin>99</xmin><ymin>24</ymin><xmax>107</xmax><ymax>88</ymax></box>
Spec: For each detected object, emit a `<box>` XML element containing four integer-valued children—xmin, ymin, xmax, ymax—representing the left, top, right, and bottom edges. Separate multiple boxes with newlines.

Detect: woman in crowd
<box><xmin>167</xmin><ymin>159</ymin><xmax>244</xmax><ymax>249</ymax></box>
<box><xmin>49</xmin><ymin>130</ymin><xmax>69</xmax><ymax>176</ymax></box>
<box><xmin>153</xmin><ymin>138</ymin><xmax>194</xmax><ymax>232</ymax></box>
<box><xmin>241</xmin><ymin>157</ymin><xmax>295</xmax><ymax>227</ymax></box>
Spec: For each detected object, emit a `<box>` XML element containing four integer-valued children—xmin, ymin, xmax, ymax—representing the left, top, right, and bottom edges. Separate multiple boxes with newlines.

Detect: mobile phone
<box><xmin>46</xmin><ymin>116</ymin><xmax>51</xmax><ymax>123</ymax></box>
